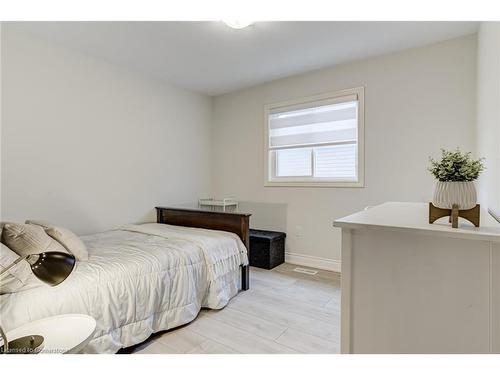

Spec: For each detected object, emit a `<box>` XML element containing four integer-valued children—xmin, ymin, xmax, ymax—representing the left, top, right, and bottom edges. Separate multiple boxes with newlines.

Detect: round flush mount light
<box><xmin>222</xmin><ymin>20</ymin><xmax>254</xmax><ymax>29</ymax></box>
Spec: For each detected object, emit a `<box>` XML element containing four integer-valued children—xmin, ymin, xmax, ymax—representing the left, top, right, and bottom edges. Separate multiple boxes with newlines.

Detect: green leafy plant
<box><xmin>428</xmin><ymin>148</ymin><xmax>485</xmax><ymax>182</ymax></box>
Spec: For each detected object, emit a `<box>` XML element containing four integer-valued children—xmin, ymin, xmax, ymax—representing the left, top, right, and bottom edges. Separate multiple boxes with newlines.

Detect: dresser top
<box><xmin>334</xmin><ymin>202</ymin><xmax>500</xmax><ymax>242</ymax></box>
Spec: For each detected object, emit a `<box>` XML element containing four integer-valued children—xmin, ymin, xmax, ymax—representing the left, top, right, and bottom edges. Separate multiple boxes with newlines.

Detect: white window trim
<box><xmin>263</xmin><ymin>87</ymin><xmax>365</xmax><ymax>188</ymax></box>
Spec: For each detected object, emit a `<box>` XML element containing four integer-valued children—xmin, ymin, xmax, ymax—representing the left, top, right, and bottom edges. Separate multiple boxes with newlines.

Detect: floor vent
<box><xmin>293</xmin><ymin>267</ymin><xmax>318</xmax><ymax>275</ymax></box>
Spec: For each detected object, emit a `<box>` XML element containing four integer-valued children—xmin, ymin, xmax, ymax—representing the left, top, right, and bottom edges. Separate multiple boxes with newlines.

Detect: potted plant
<box><xmin>428</xmin><ymin>148</ymin><xmax>485</xmax><ymax>210</ymax></box>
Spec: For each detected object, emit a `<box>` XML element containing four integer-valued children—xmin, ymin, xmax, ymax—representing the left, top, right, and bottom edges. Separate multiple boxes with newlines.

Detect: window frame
<box><xmin>264</xmin><ymin>87</ymin><xmax>365</xmax><ymax>188</ymax></box>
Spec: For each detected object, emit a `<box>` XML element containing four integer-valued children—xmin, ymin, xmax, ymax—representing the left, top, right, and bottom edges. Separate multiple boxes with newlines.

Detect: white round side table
<box><xmin>4</xmin><ymin>314</ymin><xmax>96</xmax><ymax>354</ymax></box>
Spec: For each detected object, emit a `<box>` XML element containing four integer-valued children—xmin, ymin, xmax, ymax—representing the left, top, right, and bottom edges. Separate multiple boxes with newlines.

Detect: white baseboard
<box><xmin>285</xmin><ymin>252</ymin><xmax>341</xmax><ymax>273</ymax></box>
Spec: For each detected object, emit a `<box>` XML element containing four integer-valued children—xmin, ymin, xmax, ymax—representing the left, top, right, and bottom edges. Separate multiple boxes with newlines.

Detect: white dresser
<box><xmin>334</xmin><ymin>202</ymin><xmax>500</xmax><ymax>354</ymax></box>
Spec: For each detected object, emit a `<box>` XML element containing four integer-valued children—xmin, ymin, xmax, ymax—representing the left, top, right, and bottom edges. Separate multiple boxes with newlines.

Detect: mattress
<box><xmin>0</xmin><ymin>223</ymin><xmax>248</xmax><ymax>353</ymax></box>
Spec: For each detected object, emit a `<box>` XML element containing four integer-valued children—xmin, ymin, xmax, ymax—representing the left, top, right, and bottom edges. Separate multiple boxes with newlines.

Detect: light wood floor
<box><xmin>126</xmin><ymin>263</ymin><xmax>340</xmax><ymax>354</ymax></box>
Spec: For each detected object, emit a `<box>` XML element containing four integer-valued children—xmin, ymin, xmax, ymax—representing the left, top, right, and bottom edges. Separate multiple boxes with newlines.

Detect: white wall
<box><xmin>476</xmin><ymin>23</ymin><xmax>500</xmax><ymax>350</ymax></box>
<box><xmin>476</xmin><ymin>22</ymin><xmax>500</xmax><ymax>222</ymax></box>
<box><xmin>212</xmin><ymin>35</ymin><xmax>477</xmax><ymax>270</ymax></box>
<box><xmin>1</xmin><ymin>27</ymin><xmax>213</xmax><ymax>235</ymax></box>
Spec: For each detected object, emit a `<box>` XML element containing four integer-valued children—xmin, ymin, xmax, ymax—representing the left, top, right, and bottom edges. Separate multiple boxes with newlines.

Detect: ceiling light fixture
<box><xmin>222</xmin><ymin>20</ymin><xmax>254</xmax><ymax>29</ymax></box>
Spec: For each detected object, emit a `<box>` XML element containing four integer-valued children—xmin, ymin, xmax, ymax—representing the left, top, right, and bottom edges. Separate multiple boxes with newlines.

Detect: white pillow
<box><xmin>24</xmin><ymin>219</ymin><xmax>52</xmax><ymax>230</ymax></box>
<box><xmin>2</xmin><ymin>223</ymin><xmax>67</xmax><ymax>257</ymax></box>
<box><xmin>0</xmin><ymin>243</ymin><xmax>42</xmax><ymax>294</ymax></box>
<box><xmin>0</xmin><ymin>221</ymin><xmax>15</xmax><ymax>242</ymax></box>
<box><xmin>26</xmin><ymin>220</ymin><xmax>88</xmax><ymax>261</ymax></box>
<box><xmin>45</xmin><ymin>226</ymin><xmax>88</xmax><ymax>261</ymax></box>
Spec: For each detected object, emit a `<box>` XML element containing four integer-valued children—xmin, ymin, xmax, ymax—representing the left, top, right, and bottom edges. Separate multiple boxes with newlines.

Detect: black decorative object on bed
<box><xmin>249</xmin><ymin>229</ymin><xmax>286</xmax><ymax>270</ymax></box>
<box><xmin>155</xmin><ymin>204</ymin><xmax>252</xmax><ymax>290</ymax></box>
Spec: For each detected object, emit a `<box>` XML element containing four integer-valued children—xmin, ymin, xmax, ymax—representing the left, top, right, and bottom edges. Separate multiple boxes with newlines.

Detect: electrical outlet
<box><xmin>295</xmin><ymin>225</ymin><xmax>303</xmax><ymax>237</ymax></box>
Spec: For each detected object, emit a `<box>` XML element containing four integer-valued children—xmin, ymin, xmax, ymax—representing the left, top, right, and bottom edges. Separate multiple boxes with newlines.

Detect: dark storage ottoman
<box><xmin>249</xmin><ymin>229</ymin><xmax>286</xmax><ymax>270</ymax></box>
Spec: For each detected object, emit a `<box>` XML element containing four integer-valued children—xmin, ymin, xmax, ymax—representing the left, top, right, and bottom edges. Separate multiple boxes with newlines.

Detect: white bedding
<box><xmin>0</xmin><ymin>223</ymin><xmax>248</xmax><ymax>353</ymax></box>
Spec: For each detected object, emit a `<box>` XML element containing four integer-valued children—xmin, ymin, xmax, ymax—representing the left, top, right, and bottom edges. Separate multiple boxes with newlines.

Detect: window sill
<box><xmin>264</xmin><ymin>180</ymin><xmax>364</xmax><ymax>188</ymax></box>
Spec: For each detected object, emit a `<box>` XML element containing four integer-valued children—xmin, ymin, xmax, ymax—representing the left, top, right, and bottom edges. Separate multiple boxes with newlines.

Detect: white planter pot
<box><xmin>432</xmin><ymin>181</ymin><xmax>477</xmax><ymax>210</ymax></box>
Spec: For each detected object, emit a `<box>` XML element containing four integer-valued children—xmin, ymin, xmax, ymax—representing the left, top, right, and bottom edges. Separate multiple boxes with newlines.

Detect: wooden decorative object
<box><xmin>428</xmin><ymin>202</ymin><xmax>480</xmax><ymax>228</ymax></box>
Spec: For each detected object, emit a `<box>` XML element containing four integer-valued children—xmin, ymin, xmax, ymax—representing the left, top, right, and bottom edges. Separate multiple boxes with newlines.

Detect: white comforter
<box><xmin>0</xmin><ymin>223</ymin><xmax>248</xmax><ymax>353</ymax></box>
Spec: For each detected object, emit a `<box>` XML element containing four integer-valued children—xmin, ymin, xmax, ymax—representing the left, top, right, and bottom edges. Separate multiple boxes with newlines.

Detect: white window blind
<box><xmin>314</xmin><ymin>143</ymin><xmax>357</xmax><ymax>179</ymax></box>
<box><xmin>276</xmin><ymin>148</ymin><xmax>312</xmax><ymax>177</ymax></box>
<box><xmin>265</xmin><ymin>89</ymin><xmax>363</xmax><ymax>186</ymax></box>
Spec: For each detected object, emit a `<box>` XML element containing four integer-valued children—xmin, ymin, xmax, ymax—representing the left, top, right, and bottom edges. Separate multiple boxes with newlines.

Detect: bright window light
<box><xmin>265</xmin><ymin>88</ymin><xmax>364</xmax><ymax>187</ymax></box>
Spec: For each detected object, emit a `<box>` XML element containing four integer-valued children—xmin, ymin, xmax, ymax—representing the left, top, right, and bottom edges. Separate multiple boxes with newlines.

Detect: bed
<box><xmin>0</xmin><ymin>222</ymin><xmax>249</xmax><ymax>353</ymax></box>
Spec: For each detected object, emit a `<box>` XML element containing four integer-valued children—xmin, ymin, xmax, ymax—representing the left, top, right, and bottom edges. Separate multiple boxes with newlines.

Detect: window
<box><xmin>264</xmin><ymin>87</ymin><xmax>364</xmax><ymax>187</ymax></box>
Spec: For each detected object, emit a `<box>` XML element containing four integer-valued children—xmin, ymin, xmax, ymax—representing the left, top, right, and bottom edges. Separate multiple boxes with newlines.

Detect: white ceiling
<box><xmin>8</xmin><ymin>21</ymin><xmax>478</xmax><ymax>96</ymax></box>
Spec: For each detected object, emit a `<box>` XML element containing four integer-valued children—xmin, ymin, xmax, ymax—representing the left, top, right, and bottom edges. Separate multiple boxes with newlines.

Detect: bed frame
<box><xmin>155</xmin><ymin>206</ymin><xmax>251</xmax><ymax>290</ymax></box>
